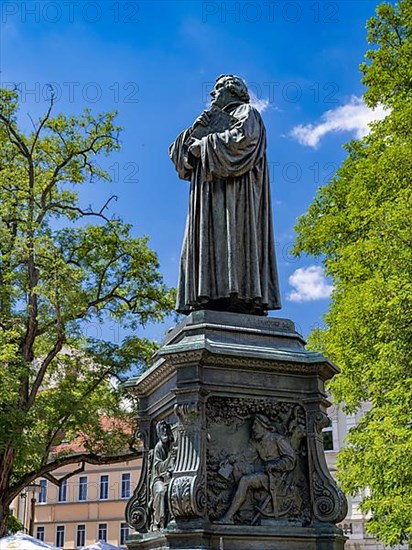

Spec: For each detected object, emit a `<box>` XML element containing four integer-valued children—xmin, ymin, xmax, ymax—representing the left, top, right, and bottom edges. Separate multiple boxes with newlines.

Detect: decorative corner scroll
<box><xmin>125</xmin><ymin>426</ymin><xmax>151</xmax><ymax>532</ymax></box>
<box><xmin>308</xmin><ymin>410</ymin><xmax>348</xmax><ymax>523</ymax></box>
<box><xmin>174</xmin><ymin>401</ymin><xmax>201</xmax><ymax>424</ymax></box>
<box><xmin>314</xmin><ymin>411</ymin><xmax>331</xmax><ymax>433</ymax></box>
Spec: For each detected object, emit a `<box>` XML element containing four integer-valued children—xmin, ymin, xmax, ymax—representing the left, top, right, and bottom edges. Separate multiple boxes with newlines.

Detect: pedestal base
<box><xmin>124</xmin><ymin>311</ymin><xmax>347</xmax><ymax>549</ymax></box>
<box><xmin>128</xmin><ymin>523</ymin><xmax>346</xmax><ymax>550</ymax></box>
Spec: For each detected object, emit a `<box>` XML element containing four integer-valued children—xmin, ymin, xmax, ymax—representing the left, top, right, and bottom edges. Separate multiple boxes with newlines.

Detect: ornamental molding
<box><xmin>129</xmin><ymin>348</ymin><xmax>335</xmax><ymax>397</ymax></box>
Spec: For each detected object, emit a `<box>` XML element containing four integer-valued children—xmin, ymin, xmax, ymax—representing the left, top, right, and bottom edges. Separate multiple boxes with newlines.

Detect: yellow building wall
<box><xmin>14</xmin><ymin>459</ymin><xmax>141</xmax><ymax>549</ymax></box>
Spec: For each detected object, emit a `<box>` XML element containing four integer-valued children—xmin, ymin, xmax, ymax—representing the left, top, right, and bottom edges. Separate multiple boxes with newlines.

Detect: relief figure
<box><xmin>218</xmin><ymin>414</ymin><xmax>298</xmax><ymax>524</ymax></box>
<box><xmin>149</xmin><ymin>421</ymin><xmax>176</xmax><ymax>531</ymax></box>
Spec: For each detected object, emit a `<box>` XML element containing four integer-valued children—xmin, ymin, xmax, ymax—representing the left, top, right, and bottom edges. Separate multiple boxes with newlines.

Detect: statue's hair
<box><xmin>253</xmin><ymin>414</ymin><xmax>285</xmax><ymax>434</ymax></box>
<box><xmin>253</xmin><ymin>414</ymin><xmax>272</xmax><ymax>430</ymax></box>
<box><xmin>215</xmin><ymin>74</ymin><xmax>250</xmax><ymax>103</ymax></box>
<box><xmin>156</xmin><ymin>420</ymin><xmax>174</xmax><ymax>440</ymax></box>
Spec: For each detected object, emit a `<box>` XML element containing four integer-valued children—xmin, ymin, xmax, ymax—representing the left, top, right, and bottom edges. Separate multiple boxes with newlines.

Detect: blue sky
<box><xmin>0</xmin><ymin>0</ymin><xmax>387</xmax><ymax>343</ymax></box>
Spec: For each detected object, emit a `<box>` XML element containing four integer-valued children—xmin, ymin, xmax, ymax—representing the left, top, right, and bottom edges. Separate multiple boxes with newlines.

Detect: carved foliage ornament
<box><xmin>169</xmin><ymin>401</ymin><xmax>206</xmax><ymax>519</ymax></box>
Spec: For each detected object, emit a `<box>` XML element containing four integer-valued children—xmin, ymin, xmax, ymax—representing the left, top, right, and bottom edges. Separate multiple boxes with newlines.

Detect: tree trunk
<box><xmin>0</xmin><ymin>501</ymin><xmax>10</xmax><ymax>538</ymax></box>
<box><xmin>0</xmin><ymin>445</ymin><xmax>15</xmax><ymax>537</ymax></box>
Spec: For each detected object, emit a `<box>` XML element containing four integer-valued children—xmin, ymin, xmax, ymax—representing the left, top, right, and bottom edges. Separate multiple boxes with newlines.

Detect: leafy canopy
<box><xmin>293</xmin><ymin>1</ymin><xmax>412</xmax><ymax>545</ymax></box>
<box><xmin>0</xmin><ymin>88</ymin><xmax>174</xmax><ymax>532</ymax></box>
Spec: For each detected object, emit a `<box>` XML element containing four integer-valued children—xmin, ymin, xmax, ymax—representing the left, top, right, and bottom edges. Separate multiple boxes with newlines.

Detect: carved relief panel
<box><xmin>126</xmin><ymin>397</ymin><xmax>347</xmax><ymax>534</ymax></box>
<box><xmin>206</xmin><ymin>397</ymin><xmax>311</xmax><ymax>526</ymax></box>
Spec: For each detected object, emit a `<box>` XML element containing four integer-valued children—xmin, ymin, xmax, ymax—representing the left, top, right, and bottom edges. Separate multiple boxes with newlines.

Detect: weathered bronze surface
<box><xmin>170</xmin><ymin>75</ymin><xmax>281</xmax><ymax>316</ymax></box>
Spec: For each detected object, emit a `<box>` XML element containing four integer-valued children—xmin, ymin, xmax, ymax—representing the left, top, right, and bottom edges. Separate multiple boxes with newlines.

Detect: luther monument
<box><xmin>125</xmin><ymin>75</ymin><xmax>347</xmax><ymax>550</ymax></box>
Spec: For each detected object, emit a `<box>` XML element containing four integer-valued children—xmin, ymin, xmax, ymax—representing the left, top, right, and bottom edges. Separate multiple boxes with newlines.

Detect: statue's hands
<box><xmin>170</xmin><ymin>445</ymin><xmax>178</xmax><ymax>458</ymax></box>
<box><xmin>266</xmin><ymin>460</ymin><xmax>280</xmax><ymax>474</ymax></box>
<box><xmin>193</xmin><ymin>111</ymin><xmax>211</xmax><ymax>128</ymax></box>
<box><xmin>188</xmin><ymin>138</ymin><xmax>202</xmax><ymax>158</ymax></box>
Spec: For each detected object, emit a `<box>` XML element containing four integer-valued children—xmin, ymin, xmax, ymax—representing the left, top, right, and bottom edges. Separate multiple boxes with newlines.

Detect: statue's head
<box><xmin>251</xmin><ymin>414</ymin><xmax>271</xmax><ymax>440</ymax></box>
<box><xmin>156</xmin><ymin>420</ymin><xmax>174</xmax><ymax>445</ymax></box>
<box><xmin>252</xmin><ymin>413</ymin><xmax>285</xmax><ymax>439</ymax></box>
<box><xmin>210</xmin><ymin>74</ymin><xmax>250</xmax><ymax>108</ymax></box>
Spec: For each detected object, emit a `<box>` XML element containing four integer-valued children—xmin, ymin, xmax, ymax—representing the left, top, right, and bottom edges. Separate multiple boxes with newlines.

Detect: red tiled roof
<box><xmin>51</xmin><ymin>417</ymin><xmax>134</xmax><ymax>454</ymax></box>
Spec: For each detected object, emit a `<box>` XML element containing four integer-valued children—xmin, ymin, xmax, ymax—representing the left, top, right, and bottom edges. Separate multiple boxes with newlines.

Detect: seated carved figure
<box><xmin>219</xmin><ymin>414</ymin><xmax>297</xmax><ymax>524</ymax></box>
<box><xmin>149</xmin><ymin>421</ymin><xmax>176</xmax><ymax>531</ymax></box>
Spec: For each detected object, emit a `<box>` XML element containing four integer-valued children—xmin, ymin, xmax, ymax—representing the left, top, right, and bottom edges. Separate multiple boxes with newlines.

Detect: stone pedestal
<box><xmin>125</xmin><ymin>311</ymin><xmax>347</xmax><ymax>550</ymax></box>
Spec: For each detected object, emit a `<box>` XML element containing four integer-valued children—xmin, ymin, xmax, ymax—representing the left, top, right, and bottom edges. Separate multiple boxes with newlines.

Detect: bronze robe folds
<box><xmin>170</xmin><ymin>102</ymin><xmax>281</xmax><ymax>314</ymax></box>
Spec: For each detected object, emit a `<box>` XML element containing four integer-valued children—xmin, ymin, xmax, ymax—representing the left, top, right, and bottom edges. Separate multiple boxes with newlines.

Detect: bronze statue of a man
<box><xmin>170</xmin><ymin>75</ymin><xmax>281</xmax><ymax>316</ymax></box>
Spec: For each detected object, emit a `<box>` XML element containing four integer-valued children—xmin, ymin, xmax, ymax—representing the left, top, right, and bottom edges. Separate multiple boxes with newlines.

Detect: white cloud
<box><xmin>287</xmin><ymin>266</ymin><xmax>333</xmax><ymax>303</ymax></box>
<box><xmin>249</xmin><ymin>92</ymin><xmax>270</xmax><ymax>113</ymax></box>
<box><xmin>290</xmin><ymin>96</ymin><xmax>388</xmax><ymax>148</ymax></box>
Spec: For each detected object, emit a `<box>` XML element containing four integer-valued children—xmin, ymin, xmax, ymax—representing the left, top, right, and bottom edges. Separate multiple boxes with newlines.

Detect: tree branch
<box><xmin>0</xmin><ymin>113</ymin><xmax>30</xmax><ymax>159</ymax></box>
<box><xmin>30</xmin><ymin>91</ymin><xmax>55</xmax><ymax>154</ymax></box>
<box><xmin>40</xmin><ymin>366</ymin><xmax>114</xmax><ymax>462</ymax></box>
<box><xmin>35</xmin><ymin>133</ymin><xmax>117</xmax><ymax>224</ymax></box>
<box><xmin>26</xmin><ymin>333</ymin><xmax>65</xmax><ymax>410</ymax></box>
<box><xmin>43</xmin><ymin>463</ymin><xmax>85</xmax><ymax>486</ymax></box>
<box><xmin>39</xmin><ymin>203</ymin><xmax>111</xmax><ymax>224</ymax></box>
<box><xmin>6</xmin><ymin>449</ymin><xmax>142</xmax><ymax>504</ymax></box>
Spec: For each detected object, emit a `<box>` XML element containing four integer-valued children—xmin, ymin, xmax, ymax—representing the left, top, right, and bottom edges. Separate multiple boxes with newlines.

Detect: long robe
<box><xmin>170</xmin><ymin>102</ymin><xmax>281</xmax><ymax>314</ymax></box>
<box><xmin>150</xmin><ymin>441</ymin><xmax>173</xmax><ymax>527</ymax></box>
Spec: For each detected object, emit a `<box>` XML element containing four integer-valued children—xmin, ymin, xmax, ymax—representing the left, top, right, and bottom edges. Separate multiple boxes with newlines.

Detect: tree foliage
<box><xmin>0</xmin><ymin>89</ymin><xmax>174</xmax><ymax>535</ymax></box>
<box><xmin>7</xmin><ymin>512</ymin><xmax>23</xmax><ymax>535</ymax></box>
<box><xmin>293</xmin><ymin>1</ymin><xmax>412</xmax><ymax>545</ymax></box>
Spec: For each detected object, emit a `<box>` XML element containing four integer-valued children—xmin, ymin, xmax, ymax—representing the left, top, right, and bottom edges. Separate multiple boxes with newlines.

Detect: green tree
<box><xmin>7</xmin><ymin>512</ymin><xmax>24</xmax><ymax>535</ymax></box>
<box><xmin>293</xmin><ymin>1</ymin><xmax>412</xmax><ymax>546</ymax></box>
<box><xmin>0</xmin><ymin>89</ymin><xmax>174</xmax><ymax>536</ymax></box>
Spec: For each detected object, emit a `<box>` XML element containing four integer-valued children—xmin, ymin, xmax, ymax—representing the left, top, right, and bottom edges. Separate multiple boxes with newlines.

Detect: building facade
<box><xmin>12</xmin><ymin>459</ymin><xmax>141</xmax><ymax>549</ymax></box>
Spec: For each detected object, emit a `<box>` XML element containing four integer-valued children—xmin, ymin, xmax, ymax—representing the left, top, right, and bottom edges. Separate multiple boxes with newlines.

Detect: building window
<box><xmin>119</xmin><ymin>523</ymin><xmax>129</xmax><ymax>546</ymax></box>
<box><xmin>98</xmin><ymin>523</ymin><xmax>107</xmax><ymax>542</ymax></box>
<box><xmin>323</xmin><ymin>426</ymin><xmax>334</xmax><ymax>451</ymax></box>
<box><xmin>58</xmin><ymin>479</ymin><xmax>67</xmax><ymax>503</ymax></box>
<box><xmin>99</xmin><ymin>475</ymin><xmax>109</xmax><ymax>500</ymax></box>
<box><xmin>38</xmin><ymin>479</ymin><xmax>47</xmax><ymax>503</ymax></box>
<box><xmin>76</xmin><ymin>525</ymin><xmax>86</xmax><ymax>548</ymax></box>
<box><xmin>56</xmin><ymin>526</ymin><xmax>65</xmax><ymax>548</ymax></box>
<box><xmin>36</xmin><ymin>527</ymin><xmax>45</xmax><ymax>542</ymax></box>
<box><xmin>78</xmin><ymin>476</ymin><xmax>87</xmax><ymax>501</ymax></box>
<box><xmin>121</xmin><ymin>473</ymin><xmax>131</xmax><ymax>499</ymax></box>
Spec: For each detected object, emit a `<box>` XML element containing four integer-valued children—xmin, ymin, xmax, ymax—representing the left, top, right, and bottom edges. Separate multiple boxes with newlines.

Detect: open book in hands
<box><xmin>190</xmin><ymin>105</ymin><xmax>237</xmax><ymax>139</ymax></box>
